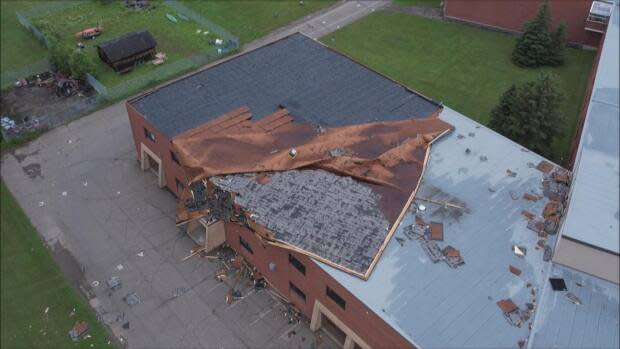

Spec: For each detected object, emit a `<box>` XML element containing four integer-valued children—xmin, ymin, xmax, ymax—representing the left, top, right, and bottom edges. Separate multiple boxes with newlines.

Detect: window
<box><xmin>239</xmin><ymin>236</ymin><xmax>253</xmax><ymax>254</ymax></box>
<box><xmin>144</xmin><ymin>128</ymin><xmax>155</xmax><ymax>142</ymax></box>
<box><xmin>288</xmin><ymin>253</ymin><xmax>306</xmax><ymax>275</ymax></box>
<box><xmin>326</xmin><ymin>286</ymin><xmax>346</xmax><ymax>310</ymax></box>
<box><xmin>170</xmin><ymin>150</ymin><xmax>180</xmax><ymax>165</ymax></box>
<box><xmin>175</xmin><ymin>178</ymin><xmax>185</xmax><ymax>194</ymax></box>
<box><xmin>289</xmin><ymin>282</ymin><xmax>306</xmax><ymax>302</ymax></box>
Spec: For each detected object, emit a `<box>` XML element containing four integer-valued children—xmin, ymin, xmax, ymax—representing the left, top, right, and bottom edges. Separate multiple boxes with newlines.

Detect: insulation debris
<box><xmin>510</xmin><ymin>265</ymin><xmax>522</xmax><ymax>276</ymax></box>
<box><xmin>419</xmin><ymin>240</ymin><xmax>443</xmax><ymax>263</ymax></box>
<box><xmin>405</xmin><ymin>222</ymin><xmax>428</xmax><ymax>240</ymax></box>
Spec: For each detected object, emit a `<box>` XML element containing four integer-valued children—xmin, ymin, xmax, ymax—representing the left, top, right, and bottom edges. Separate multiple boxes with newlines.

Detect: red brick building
<box><xmin>444</xmin><ymin>0</ymin><xmax>611</xmax><ymax>47</ymax></box>
<box><xmin>125</xmin><ymin>31</ymin><xmax>619</xmax><ymax>348</ymax></box>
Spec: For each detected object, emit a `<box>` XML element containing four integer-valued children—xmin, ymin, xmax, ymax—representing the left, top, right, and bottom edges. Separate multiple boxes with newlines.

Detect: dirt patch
<box><xmin>1</xmin><ymin>85</ymin><xmax>99</xmax><ymax>133</ymax></box>
<box><xmin>50</xmin><ymin>241</ymin><xmax>86</xmax><ymax>290</ymax></box>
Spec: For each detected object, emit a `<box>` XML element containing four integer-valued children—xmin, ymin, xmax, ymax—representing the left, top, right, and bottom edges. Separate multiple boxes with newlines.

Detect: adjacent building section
<box><xmin>444</xmin><ymin>0</ymin><xmax>611</xmax><ymax>48</ymax></box>
<box><xmin>553</xmin><ymin>1</ymin><xmax>619</xmax><ymax>283</ymax></box>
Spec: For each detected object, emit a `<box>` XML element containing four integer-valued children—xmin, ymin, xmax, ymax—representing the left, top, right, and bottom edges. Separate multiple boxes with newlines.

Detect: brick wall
<box><xmin>226</xmin><ymin>222</ymin><xmax>415</xmax><ymax>349</ymax></box>
<box><xmin>126</xmin><ymin>102</ymin><xmax>187</xmax><ymax>196</ymax></box>
<box><xmin>126</xmin><ymin>103</ymin><xmax>415</xmax><ymax>347</ymax></box>
<box><xmin>444</xmin><ymin>0</ymin><xmax>602</xmax><ymax>47</ymax></box>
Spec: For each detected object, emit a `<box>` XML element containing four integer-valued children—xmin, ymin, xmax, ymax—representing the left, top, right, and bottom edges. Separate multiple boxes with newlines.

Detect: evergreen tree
<box><xmin>512</xmin><ymin>0</ymin><xmax>552</xmax><ymax>67</ymax></box>
<box><xmin>489</xmin><ymin>74</ymin><xmax>563</xmax><ymax>157</ymax></box>
<box><xmin>547</xmin><ymin>21</ymin><xmax>567</xmax><ymax>66</ymax></box>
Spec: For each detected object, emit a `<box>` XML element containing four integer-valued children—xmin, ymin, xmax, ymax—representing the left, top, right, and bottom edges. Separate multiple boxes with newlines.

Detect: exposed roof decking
<box><xmin>561</xmin><ymin>3</ymin><xmax>619</xmax><ymax>254</ymax></box>
<box><xmin>529</xmin><ymin>264</ymin><xmax>619</xmax><ymax>348</ymax></box>
<box><xmin>319</xmin><ymin>106</ymin><xmax>561</xmax><ymax>348</ymax></box>
<box><xmin>130</xmin><ymin>33</ymin><xmax>440</xmax><ymax>138</ymax></box>
<box><xmin>212</xmin><ymin>170</ymin><xmax>391</xmax><ymax>274</ymax></box>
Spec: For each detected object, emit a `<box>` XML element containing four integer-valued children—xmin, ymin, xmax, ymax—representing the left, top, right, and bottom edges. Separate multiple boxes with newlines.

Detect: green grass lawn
<box><xmin>0</xmin><ymin>1</ymin><xmax>48</xmax><ymax>75</ymax></box>
<box><xmin>32</xmin><ymin>0</ymin><xmax>222</xmax><ymax>87</ymax></box>
<box><xmin>322</xmin><ymin>11</ymin><xmax>595</xmax><ymax>165</ymax></box>
<box><xmin>1</xmin><ymin>181</ymin><xmax>116</xmax><ymax>349</ymax></box>
<box><xmin>182</xmin><ymin>0</ymin><xmax>336</xmax><ymax>44</ymax></box>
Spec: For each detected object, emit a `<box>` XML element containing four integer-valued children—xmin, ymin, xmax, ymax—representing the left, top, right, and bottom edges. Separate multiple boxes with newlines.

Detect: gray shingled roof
<box><xmin>97</xmin><ymin>30</ymin><xmax>156</xmax><ymax>63</ymax></box>
<box><xmin>130</xmin><ymin>33</ymin><xmax>440</xmax><ymax>138</ymax></box>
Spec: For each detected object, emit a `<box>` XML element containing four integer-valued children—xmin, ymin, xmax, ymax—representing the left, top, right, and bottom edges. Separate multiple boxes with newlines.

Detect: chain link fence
<box><xmin>6</xmin><ymin>0</ymin><xmax>239</xmax><ymax>102</ymax></box>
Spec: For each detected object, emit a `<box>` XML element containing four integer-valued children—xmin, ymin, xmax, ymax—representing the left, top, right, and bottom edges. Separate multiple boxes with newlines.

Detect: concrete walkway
<box><xmin>244</xmin><ymin>1</ymin><xmax>389</xmax><ymax>51</ymax></box>
<box><xmin>1</xmin><ymin>2</ymin><xmax>387</xmax><ymax>348</ymax></box>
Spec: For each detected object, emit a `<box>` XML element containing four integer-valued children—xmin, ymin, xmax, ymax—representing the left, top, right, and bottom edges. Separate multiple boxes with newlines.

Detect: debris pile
<box><xmin>407</xmin><ymin>218</ymin><xmax>465</xmax><ymax>268</ymax></box>
<box><xmin>68</xmin><ymin>321</ymin><xmax>89</xmax><ymax>342</ymax></box>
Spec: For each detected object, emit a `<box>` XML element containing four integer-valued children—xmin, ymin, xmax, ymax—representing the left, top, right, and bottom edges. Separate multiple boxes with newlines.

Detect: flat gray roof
<box><xmin>130</xmin><ymin>33</ymin><xmax>440</xmax><ymax>138</ymax></box>
<box><xmin>560</xmin><ymin>3</ymin><xmax>619</xmax><ymax>254</ymax></box>
<box><xmin>319</xmin><ymin>106</ymin><xmax>562</xmax><ymax>348</ymax></box>
<box><xmin>529</xmin><ymin>263</ymin><xmax>619</xmax><ymax>348</ymax></box>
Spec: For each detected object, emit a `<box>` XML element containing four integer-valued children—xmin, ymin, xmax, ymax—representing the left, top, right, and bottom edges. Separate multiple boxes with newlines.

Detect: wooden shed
<box><xmin>96</xmin><ymin>30</ymin><xmax>156</xmax><ymax>73</ymax></box>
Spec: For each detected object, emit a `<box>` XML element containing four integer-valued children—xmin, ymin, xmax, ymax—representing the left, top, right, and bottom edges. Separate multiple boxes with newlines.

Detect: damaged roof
<box><xmin>560</xmin><ymin>2</ymin><xmax>619</xmax><ymax>254</ymax></box>
<box><xmin>173</xmin><ymin>107</ymin><xmax>452</xmax><ymax>277</ymax></box>
<box><xmin>129</xmin><ymin>33</ymin><xmax>440</xmax><ymax>138</ymax></box>
<box><xmin>318</xmin><ymin>106</ymin><xmax>566</xmax><ymax>348</ymax></box>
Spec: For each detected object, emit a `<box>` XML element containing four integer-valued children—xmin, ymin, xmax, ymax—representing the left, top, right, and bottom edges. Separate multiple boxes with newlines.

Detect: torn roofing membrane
<box><xmin>172</xmin><ymin>106</ymin><xmax>453</xmax><ymax>277</ymax></box>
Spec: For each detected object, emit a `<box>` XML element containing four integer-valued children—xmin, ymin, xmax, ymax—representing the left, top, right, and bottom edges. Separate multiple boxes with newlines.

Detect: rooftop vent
<box><xmin>549</xmin><ymin>278</ymin><xmax>568</xmax><ymax>291</ymax></box>
<box><xmin>586</xmin><ymin>0</ymin><xmax>613</xmax><ymax>33</ymax></box>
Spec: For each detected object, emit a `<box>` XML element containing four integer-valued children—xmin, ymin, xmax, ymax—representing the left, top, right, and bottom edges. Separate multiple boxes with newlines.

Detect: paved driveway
<box><xmin>1</xmin><ymin>103</ymin><xmax>337</xmax><ymax>348</ymax></box>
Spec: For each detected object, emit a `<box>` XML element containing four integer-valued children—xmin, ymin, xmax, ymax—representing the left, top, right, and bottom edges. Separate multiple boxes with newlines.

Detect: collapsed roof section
<box><xmin>172</xmin><ymin>106</ymin><xmax>453</xmax><ymax>278</ymax></box>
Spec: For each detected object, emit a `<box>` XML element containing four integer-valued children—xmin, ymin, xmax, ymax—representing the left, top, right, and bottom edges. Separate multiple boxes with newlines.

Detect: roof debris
<box><xmin>509</xmin><ymin>265</ymin><xmax>522</xmax><ymax>276</ymax></box>
<box><xmin>497</xmin><ymin>299</ymin><xmax>522</xmax><ymax>327</ymax></box>
<box><xmin>536</xmin><ymin>160</ymin><xmax>554</xmax><ymax>173</ymax></box>
<box><xmin>512</xmin><ymin>245</ymin><xmax>527</xmax><ymax>257</ymax></box>
<box><xmin>419</xmin><ymin>240</ymin><xmax>443</xmax><ymax>263</ymax></box>
<box><xmin>521</xmin><ymin>210</ymin><xmax>535</xmax><ymax>220</ymax></box>
<box><xmin>522</xmin><ymin>192</ymin><xmax>540</xmax><ymax>201</ymax></box>
<box><xmin>566</xmin><ymin>292</ymin><xmax>582</xmax><ymax>305</ymax></box>
<box><xmin>442</xmin><ymin>246</ymin><xmax>464</xmax><ymax>268</ymax></box>
<box><xmin>173</xmin><ymin>106</ymin><xmax>453</xmax><ymax>278</ymax></box>
<box><xmin>543</xmin><ymin>245</ymin><xmax>552</xmax><ymax>262</ymax></box>
<box><xmin>429</xmin><ymin>222</ymin><xmax>444</xmax><ymax>241</ymax></box>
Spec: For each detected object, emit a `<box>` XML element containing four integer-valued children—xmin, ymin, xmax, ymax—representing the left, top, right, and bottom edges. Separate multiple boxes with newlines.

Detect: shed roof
<box><xmin>560</xmin><ymin>3</ymin><xmax>619</xmax><ymax>254</ymax></box>
<box><xmin>97</xmin><ymin>30</ymin><xmax>156</xmax><ymax>63</ymax></box>
<box><xmin>129</xmin><ymin>33</ymin><xmax>440</xmax><ymax>138</ymax></box>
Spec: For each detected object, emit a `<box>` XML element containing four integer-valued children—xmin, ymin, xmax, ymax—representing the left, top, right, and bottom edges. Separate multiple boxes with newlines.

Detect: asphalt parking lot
<box><xmin>1</xmin><ymin>102</ymin><xmax>337</xmax><ymax>349</ymax></box>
